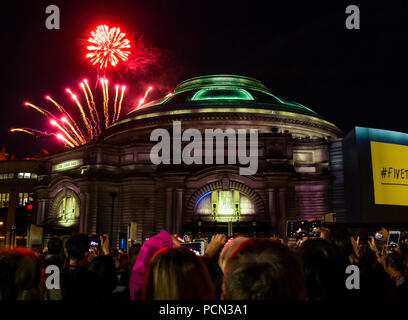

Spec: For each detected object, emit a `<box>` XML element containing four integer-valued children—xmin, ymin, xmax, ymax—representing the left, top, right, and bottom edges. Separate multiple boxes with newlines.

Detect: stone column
<box><xmin>165</xmin><ymin>188</ymin><xmax>173</xmax><ymax>233</ymax></box>
<box><xmin>268</xmin><ymin>188</ymin><xmax>277</xmax><ymax>234</ymax></box>
<box><xmin>278</xmin><ymin>188</ymin><xmax>287</xmax><ymax>241</ymax></box>
<box><xmin>6</xmin><ymin>190</ymin><xmax>17</xmax><ymax>246</ymax></box>
<box><xmin>79</xmin><ymin>193</ymin><xmax>89</xmax><ymax>233</ymax></box>
<box><xmin>36</xmin><ymin>199</ymin><xmax>45</xmax><ymax>225</ymax></box>
<box><xmin>175</xmin><ymin>189</ymin><xmax>183</xmax><ymax>234</ymax></box>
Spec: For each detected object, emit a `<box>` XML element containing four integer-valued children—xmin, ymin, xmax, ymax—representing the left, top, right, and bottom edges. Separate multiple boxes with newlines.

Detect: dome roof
<box><xmin>126</xmin><ymin>74</ymin><xmax>320</xmax><ymax>118</ymax></box>
<box><xmin>102</xmin><ymin>74</ymin><xmax>342</xmax><ymax>142</ymax></box>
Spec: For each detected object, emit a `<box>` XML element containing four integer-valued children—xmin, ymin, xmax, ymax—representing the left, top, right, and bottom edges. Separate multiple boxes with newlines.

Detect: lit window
<box><xmin>0</xmin><ymin>193</ymin><xmax>10</xmax><ymax>208</ymax></box>
<box><xmin>195</xmin><ymin>190</ymin><xmax>255</xmax><ymax>222</ymax></box>
<box><xmin>31</xmin><ymin>173</ymin><xmax>37</xmax><ymax>179</ymax></box>
<box><xmin>191</xmin><ymin>88</ymin><xmax>254</xmax><ymax>101</ymax></box>
<box><xmin>58</xmin><ymin>196</ymin><xmax>78</xmax><ymax>227</ymax></box>
<box><xmin>8</xmin><ymin>173</ymin><xmax>14</xmax><ymax>179</ymax></box>
<box><xmin>18</xmin><ymin>193</ymin><xmax>33</xmax><ymax>206</ymax></box>
<box><xmin>0</xmin><ymin>174</ymin><xmax>3</xmax><ymax>180</ymax></box>
<box><xmin>18</xmin><ymin>172</ymin><xmax>24</xmax><ymax>179</ymax></box>
<box><xmin>24</xmin><ymin>173</ymin><xmax>31</xmax><ymax>179</ymax></box>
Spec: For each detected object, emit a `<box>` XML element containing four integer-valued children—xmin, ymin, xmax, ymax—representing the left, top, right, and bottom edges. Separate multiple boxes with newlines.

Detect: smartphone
<box><xmin>287</xmin><ymin>220</ymin><xmax>321</xmax><ymax>239</ymax></box>
<box><xmin>375</xmin><ymin>232</ymin><xmax>383</xmax><ymax>240</ymax></box>
<box><xmin>180</xmin><ymin>240</ymin><xmax>205</xmax><ymax>256</ymax></box>
<box><xmin>386</xmin><ymin>231</ymin><xmax>400</xmax><ymax>253</ymax></box>
<box><xmin>90</xmin><ymin>235</ymin><xmax>100</xmax><ymax>247</ymax></box>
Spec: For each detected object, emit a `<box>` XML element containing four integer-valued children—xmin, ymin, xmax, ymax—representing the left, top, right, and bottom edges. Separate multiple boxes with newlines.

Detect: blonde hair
<box><xmin>142</xmin><ymin>246</ymin><xmax>216</xmax><ymax>300</ymax></box>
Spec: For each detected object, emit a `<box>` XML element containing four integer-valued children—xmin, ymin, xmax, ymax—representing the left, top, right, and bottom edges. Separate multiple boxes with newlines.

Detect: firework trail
<box><xmin>14</xmin><ymin>78</ymin><xmax>131</xmax><ymax>148</ymax></box>
<box><xmin>116</xmin><ymin>86</ymin><xmax>126</xmax><ymax>122</ymax></box>
<box><xmin>65</xmin><ymin>88</ymin><xmax>93</xmax><ymax>139</ymax></box>
<box><xmin>46</xmin><ymin>95</ymin><xmax>85</xmax><ymax>141</ymax></box>
<box><xmin>57</xmin><ymin>133</ymin><xmax>75</xmax><ymax>148</ymax></box>
<box><xmin>136</xmin><ymin>86</ymin><xmax>153</xmax><ymax>109</ymax></box>
<box><xmin>113</xmin><ymin>85</ymin><xmax>119</xmax><ymax>123</ymax></box>
<box><xmin>80</xmin><ymin>81</ymin><xmax>98</xmax><ymax>138</ymax></box>
<box><xmin>61</xmin><ymin>117</ymin><xmax>86</xmax><ymax>145</ymax></box>
<box><xmin>100</xmin><ymin>78</ymin><xmax>110</xmax><ymax>128</ymax></box>
<box><xmin>83</xmin><ymin>79</ymin><xmax>101</xmax><ymax>136</ymax></box>
<box><xmin>50</xmin><ymin>119</ymin><xmax>79</xmax><ymax>147</ymax></box>
<box><xmin>10</xmin><ymin>128</ymin><xmax>57</xmax><ymax>136</ymax></box>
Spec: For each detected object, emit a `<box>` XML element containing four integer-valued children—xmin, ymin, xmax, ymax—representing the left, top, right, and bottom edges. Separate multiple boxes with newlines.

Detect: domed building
<box><xmin>35</xmin><ymin>75</ymin><xmax>345</xmax><ymax>245</ymax></box>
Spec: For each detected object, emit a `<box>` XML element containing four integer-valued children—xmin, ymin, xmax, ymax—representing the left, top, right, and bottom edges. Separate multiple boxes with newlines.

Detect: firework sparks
<box><xmin>116</xmin><ymin>86</ymin><xmax>126</xmax><ymax>122</ymax></box>
<box><xmin>66</xmin><ymin>88</ymin><xmax>93</xmax><ymax>139</ymax></box>
<box><xmin>136</xmin><ymin>86</ymin><xmax>153</xmax><ymax>109</ymax></box>
<box><xmin>83</xmin><ymin>79</ymin><xmax>101</xmax><ymax>135</ymax></box>
<box><xmin>14</xmin><ymin>78</ymin><xmax>128</xmax><ymax>149</ymax></box>
<box><xmin>61</xmin><ymin>117</ymin><xmax>86</xmax><ymax>145</ymax></box>
<box><xmin>80</xmin><ymin>81</ymin><xmax>98</xmax><ymax>138</ymax></box>
<box><xmin>113</xmin><ymin>85</ymin><xmax>119</xmax><ymax>123</ymax></box>
<box><xmin>24</xmin><ymin>102</ymin><xmax>53</xmax><ymax>118</ymax></box>
<box><xmin>86</xmin><ymin>24</ymin><xmax>131</xmax><ymax>69</ymax></box>
<box><xmin>57</xmin><ymin>133</ymin><xmax>75</xmax><ymax>148</ymax></box>
<box><xmin>50</xmin><ymin>119</ymin><xmax>79</xmax><ymax>147</ymax></box>
<box><xmin>100</xmin><ymin>78</ymin><xmax>110</xmax><ymax>128</ymax></box>
<box><xmin>10</xmin><ymin>128</ymin><xmax>58</xmax><ymax>138</ymax></box>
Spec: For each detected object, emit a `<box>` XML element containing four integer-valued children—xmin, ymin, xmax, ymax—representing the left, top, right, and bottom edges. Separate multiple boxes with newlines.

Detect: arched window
<box><xmin>57</xmin><ymin>195</ymin><xmax>78</xmax><ymax>227</ymax></box>
<box><xmin>195</xmin><ymin>190</ymin><xmax>255</xmax><ymax>222</ymax></box>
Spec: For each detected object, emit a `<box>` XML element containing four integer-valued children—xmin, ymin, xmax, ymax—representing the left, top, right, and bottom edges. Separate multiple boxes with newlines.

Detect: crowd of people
<box><xmin>0</xmin><ymin>224</ymin><xmax>407</xmax><ymax>300</ymax></box>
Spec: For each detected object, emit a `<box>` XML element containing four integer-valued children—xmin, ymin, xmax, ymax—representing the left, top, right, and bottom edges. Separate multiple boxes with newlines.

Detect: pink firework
<box><xmin>86</xmin><ymin>24</ymin><xmax>131</xmax><ymax>69</ymax></box>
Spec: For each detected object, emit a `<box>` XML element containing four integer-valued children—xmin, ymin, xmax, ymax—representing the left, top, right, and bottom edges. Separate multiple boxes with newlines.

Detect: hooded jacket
<box><xmin>129</xmin><ymin>229</ymin><xmax>173</xmax><ymax>300</ymax></box>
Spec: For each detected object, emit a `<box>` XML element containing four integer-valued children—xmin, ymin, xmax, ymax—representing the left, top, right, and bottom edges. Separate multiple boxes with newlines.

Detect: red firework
<box><xmin>86</xmin><ymin>24</ymin><xmax>131</xmax><ymax>69</ymax></box>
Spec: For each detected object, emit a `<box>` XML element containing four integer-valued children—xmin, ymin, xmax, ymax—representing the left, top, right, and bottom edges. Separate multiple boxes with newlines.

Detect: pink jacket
<box><xmin>129</xmin><ymin>229</ymin><xmax>173</xmax><ymax>300</ymax></box>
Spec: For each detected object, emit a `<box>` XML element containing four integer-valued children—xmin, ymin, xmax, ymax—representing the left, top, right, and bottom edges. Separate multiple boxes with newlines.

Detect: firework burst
<box><xmin>86</xmin><ymin>25</ymin><xmax>131</xmax><ymax>69</ymax></box>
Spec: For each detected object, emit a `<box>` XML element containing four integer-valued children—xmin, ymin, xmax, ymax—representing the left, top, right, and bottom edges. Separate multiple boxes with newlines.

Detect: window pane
<box><xmin>24</xmin><ymin>173</ymin><xmax>31</xmax><ymax>179</ymax></box>
<box><xmin>31</xmin><ymin>173</ymin><xmax>37</xmax><ymax>179</ymax></box>
<box><xmin>18</xmin><ymin>172</ymin><xmax>24</xmax><ymax>179</ymax></box>
<box><xmin>8</xmin><ymin>173</ymin><xmax>14</xmax><ymax>179</ymax></box>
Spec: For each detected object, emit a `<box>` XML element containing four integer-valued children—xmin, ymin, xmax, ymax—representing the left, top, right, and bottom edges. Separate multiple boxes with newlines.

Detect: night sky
<box><xmin>1</xmin><ymin>0</ymin><xmax>408</xmax><ymax>158</ymax></box>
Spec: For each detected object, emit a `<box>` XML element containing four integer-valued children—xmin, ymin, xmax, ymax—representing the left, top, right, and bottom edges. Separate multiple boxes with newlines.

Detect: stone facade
<box><xmin>35</xmin><ymin>75</ymin><xmax>344</xmax><ymax>245</ymax></box>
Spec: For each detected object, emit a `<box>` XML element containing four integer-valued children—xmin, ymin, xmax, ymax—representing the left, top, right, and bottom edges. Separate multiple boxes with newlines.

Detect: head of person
<box><xmin>202</xmin><ymin>256</ymin><xmax>224</xmax><ymax>299</ymax></box>
<box><xmin>88</xmin><ymin>255</ymin><xmax>117</xmax><ymax>296</ymax></box>
<box><xmin>142</xmin><ymin>246</ymin><xmax>216</xmax><ymax>300</ymax></box>
<box><xmin>299</xmin><ymin>238</ymin><xmax>346</xmax><ymax>300</ymax></box>
<box><xmin>326</xmin><ymin>224</ymin><xmax>353</xmax><ymax>265</ymax></box>
<box><xmin>223</xmin><ymin>238</ymin><xmax>307</xmax><ymax>300</ymax></box>
<box><xmin>47</xmin><ymin>236</ymin><xmax>63</xmax><ymax>256</ymax></box>
<box><xmin>218</xmin><ymin>236</ymin><xmax>249</xmax><ymax>272</ymax></box>
<box><xmin>65</xmin><ymin>233</ymin><xmax>90</xmax><ymax>266</ymax></box>
<box><xmin>0</xmin><ymin>248</ymin><xmax>43</xmax><ymax>300</ymax></box>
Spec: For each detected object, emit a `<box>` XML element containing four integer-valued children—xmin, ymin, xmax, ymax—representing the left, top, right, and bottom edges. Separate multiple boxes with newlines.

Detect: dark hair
<box><xmin>142</xmin><ymin>246</ymin><xmax>216</xmax><ymax>300</ymax></box>
<box><xmin>358</xmin><ymin>244</ymin><xmax>377</xmax><ymax>272</ymax></box>
<box><xmin>65</xmin><ymin>233</ymin><xmax>90</xmax><ymax>261</ymax></box>
<box><xmin>0</xmin><ymin>248</ymin><xmax>43</xmax><ymax>300</ymax></box>
<box><xmin>300</xmin><ymin>238</ymin><xmax>346</xmax><ymax>300</ymax></box>
<box><xmin>88</xmin><ymin>255</ymin><xmax>117</xmax><ymax>295</ymax></box>
<box><xmin>326</xmin><ymin>224</ymin><xmax>353</xmax><ymax>266</ymax></box>
<box><xmin>223</xmin><ymin>238</ymin><xmax>307</xmax><ymax>300</ymax></box>
<box><xmin>202</xmin><ymin>256</ymin><xmax>224</xmax><ymax>299</ymax></box>
<box><xmin>47</xmin><ymin>236</ymin><xmax>63</xmax><ymax>255</ymax></box>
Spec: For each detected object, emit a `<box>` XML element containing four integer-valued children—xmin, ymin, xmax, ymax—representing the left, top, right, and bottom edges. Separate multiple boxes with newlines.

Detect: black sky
<box><xmin>1</xmin><ymin>0</ymin><xmax>408</xmax><ymax>158</ymax></box>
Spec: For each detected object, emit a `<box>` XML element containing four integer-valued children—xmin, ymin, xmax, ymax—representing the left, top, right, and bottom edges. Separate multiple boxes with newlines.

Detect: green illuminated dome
<box><xmin>103</xmin><ymin>74</ymin><xmax>342</xmax><ymax>142</ymax></box>
<box><xmin>127</xmin><ymin>74</ymin><xmax>319</xmax><ymax>117</ymax></box>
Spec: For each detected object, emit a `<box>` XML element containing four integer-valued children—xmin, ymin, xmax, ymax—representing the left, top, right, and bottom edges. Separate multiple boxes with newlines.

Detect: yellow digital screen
<box><xmin>371</xmin><ymin>141</ymin><xmax>408</xmax><ymax>206</ymax></box>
